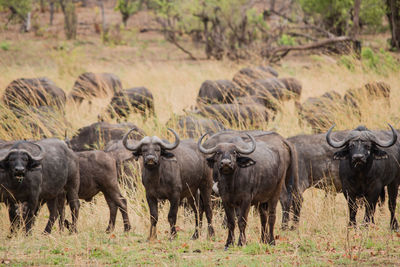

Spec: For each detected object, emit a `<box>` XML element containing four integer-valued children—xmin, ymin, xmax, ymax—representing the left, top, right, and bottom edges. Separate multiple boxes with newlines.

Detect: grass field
<box><xmin>1</xmin><ymin>32</ymin><xmax>400</xmax><ymax>265</ymax></box>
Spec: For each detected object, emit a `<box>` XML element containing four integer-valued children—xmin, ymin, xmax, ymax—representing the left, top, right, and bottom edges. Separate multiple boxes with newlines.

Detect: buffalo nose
<box><xmin>220</xmin><ymin>159</ymin><xmax>231</xmax><ymax>166</ymax></box>
<box><xmin>352</xmin><ymin>154</ymin><xmax>364</xmax><ymax>160</ymax></box>
<box><xmin>146</xmin><ymin>156</ymin><xmax>157</xmax><ymax>164</ymax></box>
<box><xmin>14</xmin><ymin>166</ymin><xmax>24</xmax><ymax>172</ymax></box>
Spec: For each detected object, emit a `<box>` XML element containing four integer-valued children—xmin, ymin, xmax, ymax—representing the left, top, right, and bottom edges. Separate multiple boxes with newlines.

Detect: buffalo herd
<box><xmin>0</xmin><ymin>68</ymin><xmax>398</xmax><ymax>250</ymax></box>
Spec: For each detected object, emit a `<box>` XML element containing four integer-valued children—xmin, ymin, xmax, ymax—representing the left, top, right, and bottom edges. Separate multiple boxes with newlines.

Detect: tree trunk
<box><xmin>50</xmin><ymin>1</ymin><xmax>55</xmax><ymax>25</ymax></box>
<box><xmin>40</xmin><ymin>0</ymin><xmax>46</xmax><ymax>13</ymax></box>
<box><xmin>351</xmin><ymin>0</ymin><xmax>361</xmax><ymax>38</ymax></box>
<box><xmin>386</xmin><ymin>0</ymin><xmax>400</xmax><ymax>50</ymax></box>
<box><xmin>59</xmin><ymin>0</ymin><xmax>77</xmax><ymax>40</ymax></box>
<box><xmin>21</xmin><ymin>12</ymin><xmax>31</xmax><ymax>32</ymax></box>
<box><xmin>98</xmin><ymin>0</ymin><xmax>106</xmax><ymax>31</ymax></box>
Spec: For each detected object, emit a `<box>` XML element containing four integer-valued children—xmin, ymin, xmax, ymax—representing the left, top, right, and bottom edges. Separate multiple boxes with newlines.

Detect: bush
<box><xmin>361</xmin><ymin>47</ymin><xmax>400</xmax><ymax>75</ymax></box>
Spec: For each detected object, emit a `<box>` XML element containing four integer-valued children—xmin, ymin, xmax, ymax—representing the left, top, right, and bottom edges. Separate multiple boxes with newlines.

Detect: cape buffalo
<box><xmin>246</xmin><ymin>78</ymin><xmax>295</xmax><ymax>102</ymax></box>
<box><xmin>167</xmin><ymin>115</ymin><xmax>226</xmax><ymax>138</ymax></box>
<box><xmin>0</xmin><ymin>139</ymin><xmax>80</xmax><ymax>234</ymax></box>
<box><xmin>278</xmin><ymin>77</ymin><xmax>302</xmax><ymax>100</ymax></box>
<box><xmin>122</xmin><ymin>128</ymin><xmax>215</xmax><ymax>240</ymax></box>
<box><xmin>69</xmin><ymin>72</ymin><xmax>122</xmax><ymax>104</ymax></box>
<box><xmin>198</xmin><ymin>131</ymin><xmax>297</xmax><ymax>248</ymax></box>
<box><xmin>344</xmin><ymin>81</ymin><xmax>391</xmax><ymax>112</ymax></box>
<box><xmin>197</xmin><ymin>80</ymin><xmax>243</xmax><ymax>105</ymax></box>
<box><xmin>233</xmin><ymin>66</ymin><xmax>278</xmax><ymax>88</ymax></box>
<box><xmin>198</xmin><ymin>103</ymin><xmax>270</xmax><ymax>126</ymax></box>
<box><xmin>3</xmin><ymin>77</ymin><xmax>66</xmax><ymax>113</ymax></box>
<box><xmin>201</xmin><ymin>130</ymin><xmax>300</xmax><ymax>231</ymax></box>
<box><xmin>69</xmin><ymin>122</ymin><xmax>144</xmax><ymax>151</ymax></box>
<box><xmin>72</xmin><ymin>150</ymin><xmax>131</xmax><ymax>232</ymax></box>
<box><xmin>326</xmin><ymin>124</ymin><xmax>399</xmax><ymax>230</ymax></box>
<box><xmin>108</xmin><ymin>87</ymin><xmax>155</xmax><ymax>118</ymax></box>
<box><xmin>297</xmin><ymin>91</ymin><xmax>344</xmax><ymax>133</ymax></box>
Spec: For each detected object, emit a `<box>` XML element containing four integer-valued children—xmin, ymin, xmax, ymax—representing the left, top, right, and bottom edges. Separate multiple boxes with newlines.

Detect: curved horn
<box><xmin>122</xmin><ymin>127</ymin><xmax>146</xmax><ymax>151</ymax></box>
<box><xmin>0</xmin><ymin>143</ymin><xmax>45</xmax><ymax>162</ymax></box>
<box><xmin>235</xmin><ymin>134</ymin><xmax>256</xmax><ymax>155</ymax></box>
<box><xmin>326</xmin><ymin>124</ymin><xmax>348</xmax><ymax>148</ymax></box>
<box><xmin>155</xmin><ymin>128</ymin><xmax>180</xmax><ymax>150</ymax></box>
<box><xmin>372</xmin><ymin>124</ymin><xmax>398</xmax><ymax>148</ymax></box>
<box><xmin>27</xmin><ymin>143</ymin><xmax>45</xmax><ymax>161</ymax></box>
<box><xmin>197</xmin><ymin>133</ymin><xmax>218</xmax><ymax>154</ymax></box>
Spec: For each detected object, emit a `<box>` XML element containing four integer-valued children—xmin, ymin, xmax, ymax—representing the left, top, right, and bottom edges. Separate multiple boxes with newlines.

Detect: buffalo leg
<box><xmin>66</xmin><ymin>190</ymin><xmax>80</xmax><ymax>233</ymax></box>
<box><xmin>259</xmin><ymin>203</ymin><xmax>268</xmax><ymax>244</ymax></box>
<box><xmin>346</xmin><ymin>193</ymin><xmax>358</xmax><ymax>227</ymax></box>
<box><xmin>187</xmin><ymin>196</ymin><xmax>199</xmax><ymax>240</ymax></box>
<box><xmin>388</xmin><ymin>182</ymin><xmax>399</xmax><ymax>231</ymax></box>
<box><xmin>118</xmin><ymin>196</ymin><xmax>131</xmax><ymax>232</ymax></box>
<box><xmin>56</xmin><ymin>193</ymin><xmax>66</xmax><ymax>232</ymax></box>
<box><xmin>279</xmin><ymin>187</ymin><xmax>291</xmax><ymax>230</ymax></box>
<box><xmin>8</xmin><ymin>202</ymin><xmax>21</xmax><ymax>235</ymax></box>
<box><xmin>267</xmin><ymin>199</ymin><xmax>278</xmax><ymax>245</ymax></box>
<box><xmin>44</xmin><ymin>199</ymin><xmax>58</xmax><ymax>234</ymax></box>
<box><xmin>104</xmin><ymin>187</ymin><xmax>131</xmax><ymax>232</ymax></box>
<box><xmin>104</xmin><ymin>194</ymin><xmax>118</xmax><ymax>233</ymax></box>
<box><xmin>223</xmin><ymin>202</ymin><xmax>235</xmax><ymax>250</ymax></box>
<box><xmin>199</xmin><ymin>182</ymin><xmax>215</xmax><ymax>238</ymax></box>
<box><xmin>363</xmin><ymin>194</ymin><xmax>378</xmax><ymax>226</ymax></box>
<box><xmin>168</xmin><ymin>195</ymin><xmax>179</xmax><ymax>240</ymax></box>
<box><xmin>237</xmin><ymin>200</ymin><xmax>251</xmax><ymax>247</ymax></box>
<box><xmin>291</xmin><ymin>191</ymin><xmax>303</xmax><ymax>230</ymax></box>
<box><xmin>146</xmin><ymin>195</ymin><xmax>158</xmax><ymax>241</ymax></box>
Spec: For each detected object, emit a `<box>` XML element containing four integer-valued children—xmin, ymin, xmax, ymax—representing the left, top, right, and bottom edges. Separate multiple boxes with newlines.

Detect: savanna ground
<box><xmin>1</xmin><ymin>3</ymin><xmax>400</xmax><ymax>266</ymax></box>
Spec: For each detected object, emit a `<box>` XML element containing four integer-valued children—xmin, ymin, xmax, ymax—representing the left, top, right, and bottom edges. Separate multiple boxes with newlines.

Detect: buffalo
<box><xmin>108</xmin><ymin>87</ymin><xmax>155</xmax><ymax>118</ymax></box>
<box><xmin>278</xmin><ymin>77</ymin><xmax>302</xmax><ymax>100</ymax></box>
<box><xmin>197</xmin><ymin>80</ymin><xmax>243</xmax><ymax>105</ymax></box>
<box><xmin>3</xmin><ymin>77</ymin><xmax>66</xmax><ymax>113</ymax></box>
<box><xmin>122</xmin><ymin>128</ymin><xmax>215</xmax><ymax>240</ymax></box>
<box><xmin>167</xmin><ymin>115</ymin><xmax>226</xmax><ymax>138</ymax></box>
<box><xmin>69</xmin><ymin>122</ymin><xmax>144</xmax><ymax>151</ymax></box>
<box><xmin>69</xmin><ymin>72</ymin><xmax>122</xmax><ymax>104</ymax></box>
<box><xmin>344</xmin><ymin>81</ymin><xmax>391</xmax><ymax>112</ymax></box>
<box><xmin>71</xmin><ymin>150</ymin><xmax>131</xmax><ymax>232</ymax></box>
<box><xmin>297</xmin><ymin>91</ymin><xmax>344</xmax><ymax>133</ymax></box>
<box><xmin>198</xmin><ymin>103</ymin><xmax>270</xmax><ymax>126</ymax></box>
<box><xmin>0</xmin><ymin>139</ymin><xmax>80</xmax><ymax>234</ymax></box>
<box><xmin>246</xmin><ymin>78</ymin><xmax>297</xmax><ymax>102</ymax></box>
<box><xmin>201</xmin><ymin>130</ymin><xmax>300</xmax><ymax>231</ymax></box>
<box><xmin>198</xmin><ymin>130</ymin><xmax>298</xmax><ymax>248</ymax></box>
<box><xmin>232</xmin><ymin>66</ymin><xmax>278</xmax><ymax>88</ymax></box>
<box><xmin>326</xmin><ymin>124</ymin><xmax>399</xmax><ymax>230</ymax></box>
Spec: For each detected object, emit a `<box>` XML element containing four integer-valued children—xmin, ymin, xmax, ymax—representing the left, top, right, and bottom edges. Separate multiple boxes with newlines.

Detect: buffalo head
<box><xmin>326</xmin><ymin>124</ymin><xmax>397</xmax><ymax>169</ymax></box>
<box><xmin>122</xmin><ymin>127</ymin><xmax>180</xmax><ymax>168</ymax></box>
<box><xmin>198</xmin><ymin>133</ymin><xmax>256</xmax><ymax>174</ymax></box>
<box><xmin>0</xmin><ymin>141</ymin><xmax>45</xmax><ymax>182</ymax></box>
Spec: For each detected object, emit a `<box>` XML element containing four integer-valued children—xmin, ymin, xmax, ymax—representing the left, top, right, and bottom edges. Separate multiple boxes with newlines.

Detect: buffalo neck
<box><xmin>142</xmin><ymin>164</ymin><xmax>161</xmax><ymax>186</ymax></box>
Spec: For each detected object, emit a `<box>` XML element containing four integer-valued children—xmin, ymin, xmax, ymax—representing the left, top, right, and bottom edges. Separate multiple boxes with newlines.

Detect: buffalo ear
<box><xmin>372</xmin><ymin>147</ymin><xmax>388</xmax><ymax>160</ymax></box>
<box><xmin>0</xmin><ymin>160</ymin><xmax>7</xmax><ymax>170</ymax></box>
<box><xmin>132</xmin><ymin>151</ymin><xmax>141</xmax><ymax>161</ymax></box>
<box><xmin>333</xmin><ymin>148</ymin><xmax>349</xmax><ymax>160</ymax></box>
<box><xmin>206</xmin><ymin>155</ymin><xmax>216</xmax><ymax>168</ymax></box>
<box><xmin>237</xmin><ymin>156</ymin><xmax>256</xmax><ymax>168</ymax></box>
<box><xmin>28</xmin><ymin>159</ymin><xmax>42</xmax><ymax>169</ymax></box>
<box><xmin>161</xmin><ymin>150</ymin><xmax>175</xmax><ymax>159</ymax></box>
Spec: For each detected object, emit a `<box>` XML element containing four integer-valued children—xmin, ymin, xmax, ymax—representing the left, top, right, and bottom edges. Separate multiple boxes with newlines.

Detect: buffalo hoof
<box><xmin>269</xmin><ymin>239</ymin><xmax>276</xmax><ymax>246</ymax></box>
<box><xmin>280</xmin><ymin>225</ymin><xmax>289</xmax><ymax>231</ymax></box>
<box><xmin>290</xmin><ymin>225</ymin><xmax>298</xmax><ymax>231</ymax></box>
<box><xmin>191</xmin><ymin>230</ymin><xmax>199</xmax><ymax>240</ymax></box>
<box><xmin>208</xmin><ymin>225</ymin><xmax>215</xmax><ymax>238</ymax></box>
<box><xmin>391</xmin><ymin>221</ymin><xmax>399</xmax><ymax>232</ymax></box>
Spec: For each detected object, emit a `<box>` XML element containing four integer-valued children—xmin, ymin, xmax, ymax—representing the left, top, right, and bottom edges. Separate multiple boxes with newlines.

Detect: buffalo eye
<box><xmin>348</xmin><ymin>144</ymin><xmax>354</xmax><ymax>149</ymax></box>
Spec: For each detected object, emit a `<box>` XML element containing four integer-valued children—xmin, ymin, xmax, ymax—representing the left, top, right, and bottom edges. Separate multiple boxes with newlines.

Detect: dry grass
<box><xmin>1</xmin><ymin>38</ymin><xmax>400</xmax><ymax>265</ymax></box>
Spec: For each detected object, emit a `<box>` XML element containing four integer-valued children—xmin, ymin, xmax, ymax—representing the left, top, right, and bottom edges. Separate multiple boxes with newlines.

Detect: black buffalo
<box><xmin>198</xmin><ymin>103</ymin><xmax>270</xmax><ymax>126</ymax></box>
<box><xmin>201</xmin><ymin>130</ymin><xmax>300</xmax><ymax>231</ymax></box>
<box><xmin>0</xmin><ymin>139</ymin><xmax>80</xmax><ymax>234</ymax></box>
<box><xmin>232</xmin><ymin>66</ymin><xmax>278</xmax><ymax>88</ymax></box>
<box><xmin>344</xmin><ymin>81</ymin><xmax>391</xmax><ymax>112</ymax></box>
<box><xmin>69</xmin><ymin>72</ymin><xmax>122</xmax><ymax>104</ymax></box>
<box><xmin>296</xmin><ymin>91</ymin><xmax>343</xmax><ymax>133</ymax></box>
<box><xmin>69</xmin><ymin>122</ymin><xmax>144</xmax><ymax>151</ymax></box>
<box><xmin>72</xmin><ymin>150</ymin><xmax>131</xmax><ymax>232</ymax></box>
<box><xmin>198</xmin><ymin>130</ymin><xmax>298</xmax><ymax>248</ymax></box>
<box><xmin>326</xmin><ymin>124</ymin><xmax>399</xmax><ymax>230</ymax></box>
<box><xmin>167</xmin><ymin>115</ymin><xmax>226</xmax><ymax>138</ymax></box>
<box><xmin>108</xmin><ymin>87</ymin><xmax>155</xmax><ymax>118</ymax></box>
<box><xmin>197</xmin><ymin>80</ymin><xmax>243</xmax><ymax>105</ymax></box>
<box><xmin>3</xmin><ymin>77</ymin><xmax>66</xmax><ymax>113</ymax></box>
<box><xmin>122</xmin><ymin>128</ymin><xmax>215</xmax><ymax>240</ymax></box>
